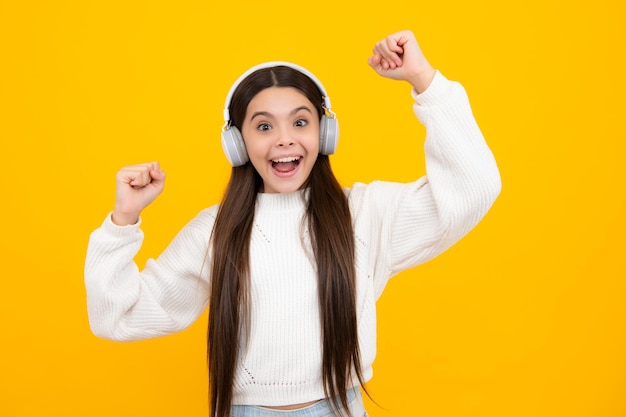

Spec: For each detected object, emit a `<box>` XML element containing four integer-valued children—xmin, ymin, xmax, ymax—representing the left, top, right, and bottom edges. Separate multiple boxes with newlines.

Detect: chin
<box><xmin>262</xmin><ymin>178</ymin><xmax>308</xmax><ymax>194</ymax></box>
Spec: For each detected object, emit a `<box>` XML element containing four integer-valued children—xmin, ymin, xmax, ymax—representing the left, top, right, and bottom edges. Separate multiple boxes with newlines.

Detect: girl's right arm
<box><xmin>84</xmin><ymin>163</ymin><xmax>212</xmax><ymax>341</ymax></box>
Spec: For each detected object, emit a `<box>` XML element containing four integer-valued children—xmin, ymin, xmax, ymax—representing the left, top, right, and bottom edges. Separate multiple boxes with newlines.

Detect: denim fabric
<box><xmin>230</xmin><ymin>387</ymin><xmax>367</xmax><ymax>417</ymax></box>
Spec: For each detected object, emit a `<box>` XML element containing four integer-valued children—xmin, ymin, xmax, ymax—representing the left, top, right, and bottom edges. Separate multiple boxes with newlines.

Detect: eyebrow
<box><xmin>250</xmin><ymin>106</ymin><xmax>313</xmax><ymax>122</ymax></box>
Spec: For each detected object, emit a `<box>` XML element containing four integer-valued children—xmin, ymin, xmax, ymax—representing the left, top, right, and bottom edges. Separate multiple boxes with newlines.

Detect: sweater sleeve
<box><xmin>352</xmin><ymin>71</ymin><xmax>501</xmax><ymax>295</ymax></box>
<box><xmin>84</xmin><ymin>208</ymin><xmax>216</xmax><ymax>341</ymax></box>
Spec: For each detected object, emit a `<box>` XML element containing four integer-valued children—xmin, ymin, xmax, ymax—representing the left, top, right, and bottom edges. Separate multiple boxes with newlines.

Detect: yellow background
<box><xmin>1</xmin><ymin>0</ymin><xmax>625</xmax><ymax>416</ymax></box>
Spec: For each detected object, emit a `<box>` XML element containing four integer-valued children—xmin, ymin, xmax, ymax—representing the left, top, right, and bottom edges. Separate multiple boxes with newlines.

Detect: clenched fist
<box><xmin>368</xmin><ymin>30</ymin><xmax>436</xmax><ymax>94</ymax></box>
<box><xmin>112</xmin><ymin>162</ymin><xmax>166</xmax><ymax>226</ymax></box>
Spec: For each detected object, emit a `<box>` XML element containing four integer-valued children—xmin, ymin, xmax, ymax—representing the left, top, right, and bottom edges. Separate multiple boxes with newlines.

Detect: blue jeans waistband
<box><xmin>230</xmin><ymin>387</ymin><xmax>365</xmax><ymax>417</ymax></box>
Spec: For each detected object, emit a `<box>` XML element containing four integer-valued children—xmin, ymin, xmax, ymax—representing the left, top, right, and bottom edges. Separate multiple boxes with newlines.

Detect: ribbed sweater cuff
<box><xmin>411</xmin><ymin>70</ymin><xmax>452</xmax><ymax>106</ymax></box>
<box><xmin>101</xmin><ymin>212</ymin><xmax>143</xmax><ymax>237</ymax></box>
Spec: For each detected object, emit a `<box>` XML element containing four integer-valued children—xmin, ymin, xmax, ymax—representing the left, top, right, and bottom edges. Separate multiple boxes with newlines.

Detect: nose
<box><xmin>275</xmin><ymin>127</ymin><xmax>295</xmax><ymax>148</ymax></box>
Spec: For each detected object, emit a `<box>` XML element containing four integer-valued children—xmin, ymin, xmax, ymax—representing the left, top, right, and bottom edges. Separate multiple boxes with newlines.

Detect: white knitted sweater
<box><xmin>84</xmin><ymin>71</ymin><xmax>501</xmax><ymax>406</ymax></box>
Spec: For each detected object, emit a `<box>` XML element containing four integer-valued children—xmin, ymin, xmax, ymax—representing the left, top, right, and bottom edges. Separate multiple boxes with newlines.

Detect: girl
<box><xmin>85</xmin><ymin>30</ymin><xmax>501</xmax><ymax>417</ymax></box>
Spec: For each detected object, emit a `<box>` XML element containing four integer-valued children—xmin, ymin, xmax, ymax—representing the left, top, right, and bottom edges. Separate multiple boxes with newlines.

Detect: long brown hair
<box><xmin>208</xmin><ymin>66</ymin><xmax>366</xmax><ymax>417</ymax></box>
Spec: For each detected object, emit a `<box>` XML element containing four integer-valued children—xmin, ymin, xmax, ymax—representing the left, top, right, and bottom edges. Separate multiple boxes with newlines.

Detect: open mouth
<box><xmin>271</xmin><ymin>156</ymin><xmax>302</xmax><ymax>173</ymax></box>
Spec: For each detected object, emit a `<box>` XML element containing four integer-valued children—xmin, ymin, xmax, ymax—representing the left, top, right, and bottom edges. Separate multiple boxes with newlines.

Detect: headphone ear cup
<box><xmin>221</xmin><ymin>126</ymin><xmax>249</xmax><ymax>167</ymax></box>
<box><xmin>319</xmin><ymin>116</ymin><xmax>339</xmax><ymax>155</ymax></box>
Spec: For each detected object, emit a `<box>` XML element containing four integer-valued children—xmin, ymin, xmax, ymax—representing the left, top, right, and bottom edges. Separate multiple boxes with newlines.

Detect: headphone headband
<box><xmin>222</xmin><ymin>61</ymin><xmax>332</xmax><ymax>124</ymax></box>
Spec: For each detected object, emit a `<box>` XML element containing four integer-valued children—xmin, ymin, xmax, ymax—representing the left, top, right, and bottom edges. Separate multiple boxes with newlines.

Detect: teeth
<box><xmin>272</xmin><ymin>156</ymin><xmax>300</xmax><ymax>163</ymax></box>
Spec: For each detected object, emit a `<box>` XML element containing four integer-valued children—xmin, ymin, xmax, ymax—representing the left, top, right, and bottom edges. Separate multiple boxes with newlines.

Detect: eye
<box><xmin>294</xmin><ymin>119</ymin><xmax>308</xmax><ymax>127</ymax></box>
<box><xmin>256</xmin><ymin>122</ymin><xmax>272</xmax><ymax>132</ymax></box>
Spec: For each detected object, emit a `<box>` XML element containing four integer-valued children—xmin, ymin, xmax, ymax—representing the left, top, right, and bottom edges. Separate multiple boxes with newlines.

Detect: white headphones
<box><xmin>221</xmin><ymin>61</ymin><xmax>339</xmax><ymax>167</ymax></box>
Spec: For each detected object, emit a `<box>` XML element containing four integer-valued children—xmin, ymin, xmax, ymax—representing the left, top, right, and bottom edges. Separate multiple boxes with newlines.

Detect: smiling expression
<box><xmin>241</xmin><ymin>86</ymin><xmax>320</xmax><ymax>194</ymax></box>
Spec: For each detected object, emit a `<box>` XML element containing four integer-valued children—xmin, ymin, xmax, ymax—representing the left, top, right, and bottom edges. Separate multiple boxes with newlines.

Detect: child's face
<box><xmin>241</xmin><ymin>86</ymin><xmax>320</xmax><ymax>194</ymax></box>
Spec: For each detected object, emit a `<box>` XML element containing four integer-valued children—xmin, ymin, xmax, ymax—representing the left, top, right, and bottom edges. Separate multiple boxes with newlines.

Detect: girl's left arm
<box><xmin>364</xmin><ymin>30</ymin><xmax>501</xmax><ymax>279</ymax></box>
